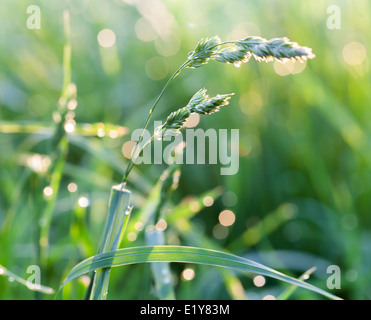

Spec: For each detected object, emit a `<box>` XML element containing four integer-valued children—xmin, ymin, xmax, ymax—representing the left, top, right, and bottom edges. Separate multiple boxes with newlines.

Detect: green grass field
<box><xmin>0</xmin><ymin>0</ymin><xmax>370</xmax><ymax>300</ymax></box>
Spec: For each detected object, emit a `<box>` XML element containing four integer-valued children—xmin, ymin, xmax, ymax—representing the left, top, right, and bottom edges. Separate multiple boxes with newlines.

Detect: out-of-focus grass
<box><xmin>0</xmin><ymin>0</ymin><xmax>370</xmax><ymax>299</ymax></box>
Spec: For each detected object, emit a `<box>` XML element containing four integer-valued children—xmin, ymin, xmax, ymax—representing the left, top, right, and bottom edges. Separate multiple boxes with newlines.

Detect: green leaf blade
<box><xmin>59</xmin><ymin>246</ymin><xmax>342</xmax><ymax>300</ymax></box>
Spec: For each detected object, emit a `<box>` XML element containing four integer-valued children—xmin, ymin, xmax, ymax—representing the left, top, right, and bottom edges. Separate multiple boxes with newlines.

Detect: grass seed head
<box><xmin>187</xmin><ymin>89</ymin><xmax>234</xmax><ymax>115</ymax></box>
<box><xmin>187</xmin><ymin>36</ymin><xmax>222</xmax><ymax>68</ymax></box>
<box><xmin>154</xmin><ymin>107</ymin><xmax>191</xmax><ymax>140</ymax></box>
<box><xmin>187</xmin><ymin>35</ymin><xmax>315</xmax><ymax>69</ymax></box>
<box><xmin>236</xmin><ymin>36</ymin><xmax>315</xmax><ymax>63</ymax></box>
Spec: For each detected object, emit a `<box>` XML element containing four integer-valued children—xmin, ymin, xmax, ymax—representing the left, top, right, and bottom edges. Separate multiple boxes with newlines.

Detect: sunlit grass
<box><xmin>0</xmin><ymin>0</ymin><xmax>370</xmax><ymax>300</ymax></box>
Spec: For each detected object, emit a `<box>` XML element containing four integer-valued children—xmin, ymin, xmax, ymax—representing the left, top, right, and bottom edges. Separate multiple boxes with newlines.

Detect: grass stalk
<box><xmin>39</xmin><ymin>10</ymin><xmax>72</xmax><ymax>265</ymax></box>
<box><xmin>121</xmin><ymin>59</ymin><xmax>191</xmax><ymax>183</ymax></box>
<box><xmin>61</xmin><ymin>11</ymin><xmax>71</xmax><ymax>100</ymax></box>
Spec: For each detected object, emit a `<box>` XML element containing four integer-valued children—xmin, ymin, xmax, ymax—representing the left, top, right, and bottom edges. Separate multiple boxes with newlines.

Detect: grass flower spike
<box><xmin>235</xmin><ymin>36</ymin><xmax>316</xmax><ymax>63</ymax></box>
<box><xmin>154</xmin><ymin>107</ymin><xmax>190</xmax><ymax>140</ymax></box>
<box><xmin>122</xmin><ymin>35</ymin><xmax>314</xmax><ymax>182</ymax></box>
<box><xmin>187</xmin><ymin>36</ymin><xmax>222</xmax><ymax>68</ymax></box>
<box><xmin>214</xmin><ymin>43</ymin><xmax>250</xmax><ymax>65</ymax></box>
<box><xmin>154</xmin><ymin>88</ymin><xmax>233</xmax><ymax>141</ymax></box>
<box><xmin>185</xmin><ymin>88</ymin><xmax>209</xmax><ymax>111</ymax></box>
<box><xmin>187</xmin><ymin>89</ymin><xmax>234</xmax><ymax>115</ymax></box>
<box><xmin>188</xmin><ymin>35</ymin><xmax>315</xmax><ymax>69</ymax></box>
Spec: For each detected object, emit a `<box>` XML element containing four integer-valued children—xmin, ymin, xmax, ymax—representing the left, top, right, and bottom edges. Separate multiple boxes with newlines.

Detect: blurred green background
<box><xmin>0</xmin><ymin>0</ymin><xmax>370</xmax><ymax>300</ymax></box>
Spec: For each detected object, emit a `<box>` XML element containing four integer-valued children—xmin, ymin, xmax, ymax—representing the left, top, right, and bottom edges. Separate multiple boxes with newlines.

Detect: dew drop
<box><xmin>125</xmin><ymin>205</ymin><xmax>133</xmax><ymax>216</ymax></box>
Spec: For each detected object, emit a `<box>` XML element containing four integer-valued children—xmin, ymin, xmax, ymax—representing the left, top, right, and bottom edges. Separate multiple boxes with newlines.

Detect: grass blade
<box><xmin>59</xmin><ymin>246</ymin><xmax>342</xmax><ymax>300</ymax></box>
<box><xmin>39</xmin><ymin>136</ymin><xmax>68</xmax><ymax>264</ymax></box>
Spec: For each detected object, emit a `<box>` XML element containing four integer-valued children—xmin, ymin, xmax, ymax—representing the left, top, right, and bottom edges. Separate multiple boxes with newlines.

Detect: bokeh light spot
<box><xmin>218</xmin><ymin>210</ymin><xmax>236</xmax><ymax>227</ymax></box>
<box><xmin>97</xmin><ymin>28</ymin><xmax>116</xmax><ymax>48</ymax></box>
<box><xmin>181</xmin><ymin>268</ymin><xmax>195</xmax><ymax>281</ymax></box>
<box><xmin>212</xmin><ymin>224</ymin><xmax>229</xmax><ymax>239</ymax></box>
<box><xmin>78</xmin><ymin>196</ymin><xmax>90</xmax><ymax>208</ymax></box>
<box><xmin>343</xmin><ymin>42</ymin><xmax>367</xmax><ymax>66</ymax></box>
<box><xmin>155</xmin><ymin>219</ymin><xmax>168</xmax><ymax>231</ymax></box>
<box><xmin>253</xmin><ymin>275</ymin><xmax>266</xmax><ymax>287</ymax></box>
<box><xmin>202</xmin><ymin>195</ymin><xmax>214</xmax><ymax>207</ymax></box>
<box><xmin>155</xmin><ymin>33</ymin><xmax>180</xmax><ymax>57</ymax></box>
<box><xmin>135</xmin><ymin>17</ymin><xmax>158</xmax><ymax>42</ymax></box>
<box><xmin>64</xmin><ymin>119</ymin><xmax>76</xmax><ymax>133</ymax></box>
<box><xmin>43</xmin><ymin>186</ymin><xmax>53</xmax><ymax>197</ymax></box>
<box><xmin>67</xmin><ymin>182</ymin><xmax>78</xmax><ymax>193</ymax></box>
<box><xmin>145</xmin><ymin>56</ymin><xmax>169</xmax><ymax>80</ymax></box>
<box><xmin>184</xmin><ymin>113</ymin><xmax>200</xmax><ymax>128</ymax></box>
<box><xmin>239</xmin><ymin>91</ymin><xmax>263</xmax><ymax>115</ymax></box>
<box><xmin>122</xmin><ymin>140</ymin><xmax>136</xmax><ymax>159</ymax></box>
<box><xmin>127</xmin><ymin>232</ymin><xmax>137</xmax><ymax>242</ymax></box>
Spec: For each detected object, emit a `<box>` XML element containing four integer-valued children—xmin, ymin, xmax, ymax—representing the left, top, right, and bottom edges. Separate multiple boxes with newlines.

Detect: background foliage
<box><xmin>0</xmin><ymin>0</ymin><xmax>370</xmax><ymax>300</ymax></box>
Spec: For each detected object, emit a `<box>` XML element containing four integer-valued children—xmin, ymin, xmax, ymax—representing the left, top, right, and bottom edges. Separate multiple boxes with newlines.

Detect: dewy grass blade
<box><xmin>59</xmin><ymin>246</ymin><xmax>342</xmax><ymax>300</ymax></box>
<box><xmin>88</xmin><ymin>183</ymin><xmax>133</xmax><ymax>300</ymax></box>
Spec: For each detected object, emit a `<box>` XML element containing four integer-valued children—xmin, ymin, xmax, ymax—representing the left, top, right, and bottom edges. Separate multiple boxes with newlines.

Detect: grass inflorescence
<box><xmin>122</xmin><ymin>35</ymin><xmax>315</xmax><ymax>182</ymax></box>
<box><xmin>187</xmin><ymin>35</ymin><xmax>315</xmax><ymax>69</ymax></box>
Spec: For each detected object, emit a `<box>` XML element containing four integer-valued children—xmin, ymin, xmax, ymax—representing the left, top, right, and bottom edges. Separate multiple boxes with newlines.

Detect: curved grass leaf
<box><xmin>58</xmin><ymin>246</ymin><xmax>341</xmax><ymax>300</ymax></box>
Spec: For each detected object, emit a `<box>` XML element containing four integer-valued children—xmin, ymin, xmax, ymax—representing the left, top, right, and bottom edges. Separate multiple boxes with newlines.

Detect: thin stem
<box><xmin>40</xmin><ymin>10</ymin><xmax>71</xmax><ymax>265</ymax></box>
<box><xmin>61</xmin><ymin>10</ymin><xmax>71</xmax><ymax>100</ymax></box>
<box><xmin>121</xmin><ymin>59</ymin><xmax>191</xmax><ymax>184</ymax></box>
